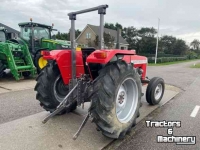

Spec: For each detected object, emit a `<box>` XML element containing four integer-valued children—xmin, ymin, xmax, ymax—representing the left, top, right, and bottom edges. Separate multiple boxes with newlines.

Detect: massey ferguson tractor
<box><xmin>35</xmin><ymin>5</ymin><xmax>165</xmax><ymax>139</ymax></box>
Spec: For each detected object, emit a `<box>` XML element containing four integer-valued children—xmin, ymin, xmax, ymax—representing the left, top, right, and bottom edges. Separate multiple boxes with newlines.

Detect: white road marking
<box><xmin>190</xmin><ymin>105</ymin><xmax>200</xmax><ymax>118</ymax></box>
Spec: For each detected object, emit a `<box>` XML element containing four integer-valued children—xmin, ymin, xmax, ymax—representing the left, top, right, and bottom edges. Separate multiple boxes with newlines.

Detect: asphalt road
<box><xmin>108</xmin><ymin>60</ymin><xmax>200</xmax><ymax>150</ymax></box>
<box><xmin>0</xmin><ymin>89</ymin><xmax>43</xmax><ymax>124</ymax></box>
<box><xmin>0</xmin><ymin>60</ymin><xmax>200</xmax><ymax>150</ymax></box>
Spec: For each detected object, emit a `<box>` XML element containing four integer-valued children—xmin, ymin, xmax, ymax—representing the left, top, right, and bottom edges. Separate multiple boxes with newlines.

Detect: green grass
<box><xmin>148</xmin><ymin>59</ymin><xmax>198</xmax><ymax>66</ymax></box>
<box><xmin>190</xmin><ymin>63</ymin><xmax>200</xmax><ymax>68</ymax></box>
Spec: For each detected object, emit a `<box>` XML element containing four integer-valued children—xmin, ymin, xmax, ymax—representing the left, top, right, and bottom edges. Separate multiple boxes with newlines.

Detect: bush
<box><xmin>187</xmin><ymin>51</ymin><xmax>198</xmax><ymax>59</ymax></box>
<box><xmin>148</xmin><ymin>57</ymin><xmax>187</xmax><ymax>63</ymax></box>
<box><xmin>139</xmin><ymin>52</ymin><xmax>182</xmax><ymax>58</ymax></box>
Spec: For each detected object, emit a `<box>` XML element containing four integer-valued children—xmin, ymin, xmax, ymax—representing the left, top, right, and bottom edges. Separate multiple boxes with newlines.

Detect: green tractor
<box><xmin>11</xmin><ymin>20</ymin><xmax>71</xmax><ymax>73</ymax></box>
<box><xmin>0</xmin><ymin>27</ymin><xmax>36</xmax><ymax>80</ymax></box>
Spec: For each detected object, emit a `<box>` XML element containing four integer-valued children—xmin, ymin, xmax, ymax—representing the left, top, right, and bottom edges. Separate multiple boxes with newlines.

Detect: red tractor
<box><xmin>35</xmin><ymin>5</ymin><xmax>165</xmax><ymax>139</ymax></box>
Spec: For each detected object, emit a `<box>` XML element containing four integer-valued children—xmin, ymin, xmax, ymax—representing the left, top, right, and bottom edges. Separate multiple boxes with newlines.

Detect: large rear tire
<box><xmin>34</xmin><ymin>61</ymin><xmax>77</xmax><ymax>113</ymax></box>
<box><xmin>88</xmin><ymin>60</ymin><xmax>142</xmax><ymax>139</ymax></box>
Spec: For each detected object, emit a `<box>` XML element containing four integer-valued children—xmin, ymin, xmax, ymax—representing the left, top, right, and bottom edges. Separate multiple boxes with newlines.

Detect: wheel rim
<box><xmin>116</xmin><ymin>78</ymin><xmax>138</xmax><ymax>123</ymax></box>
<box><xmin>38</xmin><ymin>57</ymin><xmax>48</xmax><ymax>69</ymax></box>
<box><xmin>154</xmin><ymin>83</ymin><xmax>163</xmax><ymax>101</ymax></box>
<box><xmin>53</xmin><ymin>75</ymin><xmax>69</xmax><ymax>102</ymax></box>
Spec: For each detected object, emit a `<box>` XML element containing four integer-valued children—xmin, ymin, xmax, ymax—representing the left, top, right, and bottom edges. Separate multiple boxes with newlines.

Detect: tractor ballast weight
<box><xmin>0</xmin><ymin>28</ymin><xmax>36</xmax><ymax>80</ymax></box>
<box><xmin>35</xmin><ymin>5</ymin><xmax>165</xmax><ymax>139</ymax></box>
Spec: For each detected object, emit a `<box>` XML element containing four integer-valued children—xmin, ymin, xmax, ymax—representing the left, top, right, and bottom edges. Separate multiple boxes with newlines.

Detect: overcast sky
<box><xmin>1</xmin><ymin>0</ymin><xmax>200</xmax><ymax>44</ymax></box>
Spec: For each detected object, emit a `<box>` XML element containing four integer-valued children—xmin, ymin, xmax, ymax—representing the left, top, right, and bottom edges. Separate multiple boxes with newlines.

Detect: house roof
<box><xmin>0</xmin><ymin>23</ymin><xmax>20</xmax><ymax>34</ymax></box>
<box><xmin>86</xmin><ymin>24</ymin><xmax>128</xmax><ymax>45</ymax></box>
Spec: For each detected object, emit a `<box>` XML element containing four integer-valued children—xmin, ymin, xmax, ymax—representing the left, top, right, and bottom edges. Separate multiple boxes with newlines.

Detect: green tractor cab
<box><xmin>17</xmin><ymin>21</ymin><xmax>71</xmax><ymax>72</ymax></box>
<box><xmin>0</xmin><ymin>27</ymin><xmax>36</xmax><ymax>80</ymax></box>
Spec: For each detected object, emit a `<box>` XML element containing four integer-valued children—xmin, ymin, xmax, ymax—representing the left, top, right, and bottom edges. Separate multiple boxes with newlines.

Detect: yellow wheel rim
<box><xmin>38</xmin><ymin>57</ymin><xmax>48</xmax><ymax>69</ymax></box>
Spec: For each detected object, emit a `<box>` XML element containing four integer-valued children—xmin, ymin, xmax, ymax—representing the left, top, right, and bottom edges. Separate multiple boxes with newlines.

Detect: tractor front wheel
<box><xmin>146</xmin><ymin>77</ymin><xmax>165</xmax><ymax>105</ymax></box>
<box><xmin>34</xmin><ymin>61</ymin><xmax>77</xmax><ymax>114</ymax></box>
<box><xmin>88</xmin><ymin>60</ymin><xmax>142</xmax><ymax>139</ymax></box>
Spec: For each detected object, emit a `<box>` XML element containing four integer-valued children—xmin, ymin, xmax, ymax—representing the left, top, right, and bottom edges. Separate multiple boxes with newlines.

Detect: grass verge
<box><xmin>148</xmin><ymin>59</ymin><xmax>199</xmax><ymax>66</ymax></box>
<box><xmin>190</xmin><ymin>63</ymin><xmax>200</xmax><ymax>68</ymax></box>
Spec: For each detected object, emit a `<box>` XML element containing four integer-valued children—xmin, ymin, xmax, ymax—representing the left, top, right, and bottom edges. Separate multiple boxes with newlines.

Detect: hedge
<box><xmin>139</xmin><ymin>52</ymin><xmax>182</xmax><ymax>58</ymax></box>
<box><xmin>148</xmin><ymin>57</ymin><xmax>187</xmax><ymax>63</ymax></box>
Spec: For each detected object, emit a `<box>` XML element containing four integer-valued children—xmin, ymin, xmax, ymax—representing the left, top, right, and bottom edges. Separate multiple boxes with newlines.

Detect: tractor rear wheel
<box><xmin>88</xmin><ymin>60</ymin><xmax>142</xmax><ymax>139</ymax></box>
<box><xmin>34</xmin><ymin>61</ymin><xmax>77</xmax><ymax>114</ymax></box>
<box><xmin>34</xmin><ymin>52</ymin><xmax>48</xmax><ymax>73</ymax></box>
<box><xmin>0</xmin><ymin>60</ymin><xmax>5</xmax><ymax>78</ymax></box>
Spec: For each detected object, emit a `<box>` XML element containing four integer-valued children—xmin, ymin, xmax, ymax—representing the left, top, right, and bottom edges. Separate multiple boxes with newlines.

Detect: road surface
<box><xmin>0</xmin><ymin>60</ymin><xmax>200</xmax><ymax>150</ymax></box>
<box><xmin>107</xmin><ymin>60</ymin><xmax>200</xmax><ymax>150</ymax></box>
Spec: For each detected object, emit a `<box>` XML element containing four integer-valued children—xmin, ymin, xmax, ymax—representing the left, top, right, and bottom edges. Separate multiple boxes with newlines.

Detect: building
<box><xmin>0</xmin><ymin>23</ymin><xmax>20</xmax><ymax>39</ymax></box>
<box><xmin>76</xmin><ymin>24</ymin><xmax>129</xmax><ymax>49</ymax></box>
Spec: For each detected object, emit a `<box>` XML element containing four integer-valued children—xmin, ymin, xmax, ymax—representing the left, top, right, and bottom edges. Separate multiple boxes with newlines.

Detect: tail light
<box><xmin>94</xmin><ymin>51</ymin><xmax>107</xmax><ymax>59</ymax></box>
<box><xmin>41</xmin><ymin>50</ymin><xmax>50</xmax><ymax>56</ymax></box>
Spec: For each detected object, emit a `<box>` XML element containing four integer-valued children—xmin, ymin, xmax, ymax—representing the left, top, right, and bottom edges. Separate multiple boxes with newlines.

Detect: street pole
<box><xmin>155</xmin><ymin>18</ymin><xmax>160</xmax><ymax>64</ymax></box>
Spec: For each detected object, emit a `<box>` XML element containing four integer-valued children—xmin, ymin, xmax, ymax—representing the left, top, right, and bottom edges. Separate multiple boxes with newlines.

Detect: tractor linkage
<box><xmin>42</xmin><ymin>75</ymin><xmax>91</xmax><ymax>140</ymax></box>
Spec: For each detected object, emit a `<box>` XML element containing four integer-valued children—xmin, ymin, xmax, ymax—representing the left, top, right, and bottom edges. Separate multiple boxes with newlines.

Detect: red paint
<box><xmin>124</xmin><ymin>55</ymin><xmax>147</xmax><ymax>80</ymax></box>
<box><xmin>43</xmin><ymin>50</ymin><xmax>84</xmax><ymax>84</ymax></box>
<box><xmin>43</xmin><ymin>49</ymin><xmax>147</xmax><ymax>84</ymax></box>
<box><xmin>86</xmin><ymin>49</ymin><xmax>136</xmax><ymax>64</ymax></box>
<box><xmin>86</xmin><ymin>50</ymin><xmax>147</xmax><ymax>80</ymax></box>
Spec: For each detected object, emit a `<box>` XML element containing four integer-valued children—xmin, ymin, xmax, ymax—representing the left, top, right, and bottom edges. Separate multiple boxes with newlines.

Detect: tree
<box><xmin>138</xmin><ymin>27</ymin><xmax>157</xmax><ymax>37</ymax></box>
<box><xmin>94</xmin><ymin>32</ymin><xmax>115</xmax><ymax>49</ymax></box>
<box><xmin>190</xmin><ymin>39</ymin><xmax>200</xmax><ymax>50</ymax></box>
<box><xmin>104</xmin><ymin>22</ymin><xmax>125</xmax><ymax>37</ymax></box>
<box><xmin>104</xmin><ymin>23</ymin><xmax>116</xmax><ymax>30</ymax></box>
<box><xmin>104</xmin><ymin>32</ymin><xmax>115</xmax><ymax>49</ymax></box>
<box><xmin>160</xmin><ymin>35</ymin><xmax>176</xmax><ymax>54</ymax></box>
<box><xmin>123</xmin><ymin>26</ymin><xmax>138</xmax><ymax>50</ymax></box>
<box><xmin>137</xmin><ymin>27</ymin><xmax>157</xmax><ymax>54</ymax></box>
<box><xmin>55</xmin><ymin>32</ymin><xmax>68</xmax><ymax>40</ymax></box>
<box><xmin>115</xmin><ymin>22</ymin><xmax>123</xmax><ymax>30</ymax></box>
<box><xmin>137</xmin><ymin>36</ymin><xmax>157</xmax><ymax>54</ymax></box>
<box><xmin>173</xmin><ymin>39</ymin><xmax>189</xmax><ymax>55</ymax></box>
<box><xmin>55</xmin><ymin>29</ymin><xmax>81</xmax><ymax>40</ymax></box>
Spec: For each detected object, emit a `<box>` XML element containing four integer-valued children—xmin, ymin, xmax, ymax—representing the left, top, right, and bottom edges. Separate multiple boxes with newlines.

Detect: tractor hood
<box><xmin>41</xmin><ymin>39</ymin><xmax>71</xmax><ymax>49</ymax></box>
<box><xmin>55</xmin><ymin>39</ymin><xmax>71</xmax><ymax>48</ymax></box>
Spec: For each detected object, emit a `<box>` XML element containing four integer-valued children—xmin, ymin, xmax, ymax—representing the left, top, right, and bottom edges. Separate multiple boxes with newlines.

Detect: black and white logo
<box><xmin>146</xmin><ymin>120</ymin><xmax>196</xmax><ymax>145</ymax></box>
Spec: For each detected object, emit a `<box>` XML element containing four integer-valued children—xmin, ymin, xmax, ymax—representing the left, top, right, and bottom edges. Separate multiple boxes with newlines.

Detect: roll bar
<box><xmin>68</xmin><ymin>5</ymin><xmax>109</xmax><ymax>81</ymax></box>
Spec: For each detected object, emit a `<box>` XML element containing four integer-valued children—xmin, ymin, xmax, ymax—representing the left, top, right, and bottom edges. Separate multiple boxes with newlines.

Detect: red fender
<box><xmin>86</xmin><ymin>49</ymin><xmax>136</xmax><ymax>64</ymax></box>
<box><xmin>43</xmin><ymin>50</ymin><xmax>84</xmax><ymax>84</ymax></box>
<box><xmin>86</xmin><ymin>49</ymin><xmax>147</xmax><ymax>80</ymax></box>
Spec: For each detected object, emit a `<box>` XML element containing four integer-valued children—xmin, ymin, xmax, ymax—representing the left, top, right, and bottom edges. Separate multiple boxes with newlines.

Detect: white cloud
<box><xmin>1</xmin><ymin>0</ymin><xmax>200</xmax><ymax>43</ymax></box>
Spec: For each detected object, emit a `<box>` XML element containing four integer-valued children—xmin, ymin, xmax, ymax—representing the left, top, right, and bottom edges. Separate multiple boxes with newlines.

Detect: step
<box><xmin>16</xmin><ymin>65</ymin><xmax>32</xmax><ymax>70</ymax></box>
<box><xmin>15</xmin><ymin>60</ymin><xmax>24</xmax><ymax>63</ymax></box>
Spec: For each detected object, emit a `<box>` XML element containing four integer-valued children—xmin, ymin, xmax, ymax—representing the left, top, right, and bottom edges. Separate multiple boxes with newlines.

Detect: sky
<box><xmin>1</xmin><ymin>0</ymin><xmax>200</xmax><ymax>44</ymax></box>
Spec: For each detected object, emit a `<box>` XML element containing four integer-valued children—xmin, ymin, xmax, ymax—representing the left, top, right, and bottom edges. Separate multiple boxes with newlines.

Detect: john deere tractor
<box><xmin>11</xmin><ymin>20</ymin><xmax>71</xmax><ymax>73</ymax></box>
<box><xmin>0</xmin><ymin>27</ymin><xmax>36</xmax><ymax>80</ymax></box>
